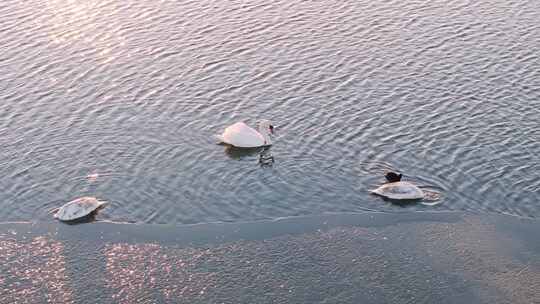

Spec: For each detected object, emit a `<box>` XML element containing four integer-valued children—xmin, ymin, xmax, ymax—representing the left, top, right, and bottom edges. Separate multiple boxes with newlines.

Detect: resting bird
<box><xmin>217</xmin><ymin>120</ymin><xmax>274</xmax><ymax>148</ymax></box>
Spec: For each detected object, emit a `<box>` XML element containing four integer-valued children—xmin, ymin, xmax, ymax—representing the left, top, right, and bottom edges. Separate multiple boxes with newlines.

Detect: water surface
<box><xmin>1</xmin><ymin>0</ymin><xmax>539</xmax><ymax>224</ymax></box>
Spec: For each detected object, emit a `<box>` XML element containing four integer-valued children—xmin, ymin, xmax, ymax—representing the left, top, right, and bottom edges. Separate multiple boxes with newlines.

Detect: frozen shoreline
<box><xmin>1</xmin><ymin>212</ymin><xmax>539</xmax><ymax>303</ymax></box>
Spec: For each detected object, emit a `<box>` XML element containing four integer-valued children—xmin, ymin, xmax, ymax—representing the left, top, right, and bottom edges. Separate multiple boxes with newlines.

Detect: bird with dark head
<box><xmin>385</xmin><ymin>172</ymin><xmax>402</xmax><ymax>183</ymax></box>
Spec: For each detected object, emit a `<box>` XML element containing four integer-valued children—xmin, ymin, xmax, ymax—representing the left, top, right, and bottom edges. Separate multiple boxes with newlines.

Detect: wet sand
<box><xmin>1</xmin><ymin>212</ymin><xmax>539</xmax><ymax>303</ymax></box>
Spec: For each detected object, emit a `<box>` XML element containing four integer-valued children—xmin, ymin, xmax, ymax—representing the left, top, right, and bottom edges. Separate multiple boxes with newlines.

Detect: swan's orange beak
<box><xmin>269</xmin><ymin>125</ymin><xmax>274</xmax><ymax>134</ymax></box>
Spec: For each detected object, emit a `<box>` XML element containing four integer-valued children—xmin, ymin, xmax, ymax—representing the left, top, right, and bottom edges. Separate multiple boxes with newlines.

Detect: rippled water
<box><xmin>1</xmin><ymin>0</ymin><xmax>539</xmax><ymax>224</ymax></box>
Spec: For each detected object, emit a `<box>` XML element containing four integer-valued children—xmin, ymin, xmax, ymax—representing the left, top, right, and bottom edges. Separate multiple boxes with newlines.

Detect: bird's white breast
<box><xmin>371</xmin><ymin>182</ymin><xmax>424</xmax><ymax>200</ymax></box>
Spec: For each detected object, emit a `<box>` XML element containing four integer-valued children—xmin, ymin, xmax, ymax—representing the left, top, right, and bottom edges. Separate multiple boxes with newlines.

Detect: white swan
<box><xmin>54</xmin><ymin>197</ymin><xmax>108</xmax><ymax>221</ymax></box>
<box><xmin>370</xmin><ymin>172</ymin><xmax>424</xmax><ymax>200</ymax></box>
<box><xmin>217</xmin><ymin>120</ymin><xmax>274</xmax><ymax>148</ymax></box>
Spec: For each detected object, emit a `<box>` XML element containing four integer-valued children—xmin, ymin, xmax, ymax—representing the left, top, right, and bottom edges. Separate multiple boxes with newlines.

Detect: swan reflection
<box><xmin>223</xmin><ymin>145</ymin><xmax>275</xmax><ymax>167</ymax></box>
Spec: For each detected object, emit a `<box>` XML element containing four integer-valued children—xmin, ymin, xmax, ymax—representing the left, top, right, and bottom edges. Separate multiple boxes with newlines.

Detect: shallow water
<box><xmin>1</xmin><ymin>0</ymin><xmax>539</xmax><ymax>224</ymax></box>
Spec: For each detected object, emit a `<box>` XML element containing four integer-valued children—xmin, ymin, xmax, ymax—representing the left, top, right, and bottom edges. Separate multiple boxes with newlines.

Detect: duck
<box><xmin>217</xmin><ymin>120</ymin><xmax>274</xmax><ymax>148</ymax></box>
<box><xmin>370</xmin><ymin>171</ymin><xmax>424</xmax><ymax>200</ymax></box>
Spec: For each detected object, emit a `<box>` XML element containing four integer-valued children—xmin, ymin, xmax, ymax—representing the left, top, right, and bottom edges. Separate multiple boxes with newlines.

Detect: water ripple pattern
<box><xmin>0</xmin><ymin>0</ymin><xmax>539</xmax><ymax>224</ymax></box>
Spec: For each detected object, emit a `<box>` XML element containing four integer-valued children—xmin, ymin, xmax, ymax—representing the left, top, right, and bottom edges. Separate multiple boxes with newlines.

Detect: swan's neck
<box><xmin>259</xmin><ymin>125</ymin><xmax>272</xmax><ymax>145</ymax></box>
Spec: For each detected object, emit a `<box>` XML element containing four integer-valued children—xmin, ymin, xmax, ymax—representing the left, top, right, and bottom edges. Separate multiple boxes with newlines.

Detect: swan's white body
<box><xmin>54</xmin><ymin>197</ymin><xmax>107</xmax><ymax>221</ymax></box>
<box><xmin>371</xmin><ymin>181</ymin><xmax>424</xmax><ymax>200</ymax></box>
<box><xmin>218</xmin><ymin>121</ymin><xmax>272</xmax><ymax>148</ymax></box>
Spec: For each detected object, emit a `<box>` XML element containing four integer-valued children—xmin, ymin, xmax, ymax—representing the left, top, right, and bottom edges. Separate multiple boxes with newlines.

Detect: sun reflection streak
<box><xmin>0</xmin><ymin>235</ymin><xmax>74</xmax><ymax>303</ymax></box>
<box><xmin>43</xmin><ymin>0</ymin><xmax>125</xmax><ymax>63</ymax></box>
<box><xmin>104</xmin><ymin>243</ymin><xmax>217</xmax><ymax>303</ymax></box>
